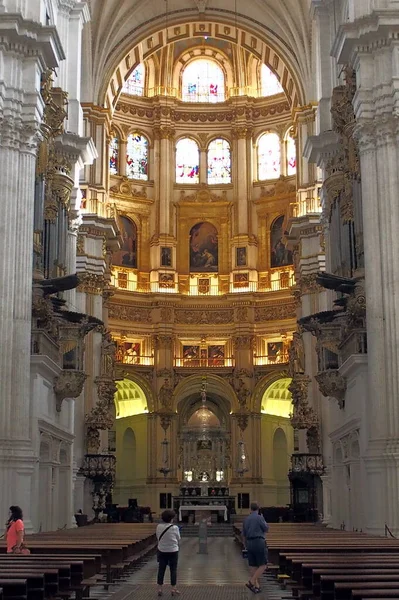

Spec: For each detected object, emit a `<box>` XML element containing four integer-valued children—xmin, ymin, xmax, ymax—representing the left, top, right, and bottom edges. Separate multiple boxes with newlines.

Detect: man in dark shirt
<box><xmin>242</xmin><ymin>502</ymin><xmax>269</xmax><ymax>593</ymax></box>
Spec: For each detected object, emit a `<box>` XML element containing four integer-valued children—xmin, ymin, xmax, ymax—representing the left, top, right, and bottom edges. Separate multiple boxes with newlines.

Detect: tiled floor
<box><xmin>92</xmin><ymin>538</ymin><xmax>287</xmax><ymax>600</ymax></box>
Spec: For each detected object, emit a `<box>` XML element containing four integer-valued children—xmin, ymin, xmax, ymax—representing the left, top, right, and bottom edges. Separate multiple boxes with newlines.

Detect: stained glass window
<box><xmin>123</xmin><ymin>63</ymin><xmax>145</xmax><ymax>96</ymax></box>
<box><xmin>126</xmin><ymin>133</ymin><xmax>148</xmax><ymax>180</ymax></box>
<box><xmin>109</xmin><ymin>136</ymin><xmax>119</xmax><ymax>175</ymax></box>
<box><xmin>286</xmin><ymin>134</ymin><xmax>297</xmax><ymax>176</ymax></box>
<box><xmin>258</xmin><ymin>132</ymin><xmax>281</xmax><ymax>180</ymax></box>
<box><xmin>176</xmin><ymin>138</ymin><xmax>199</xmax><ymax>183</ymax></box>
<box><xmin>182</xmin><ymin>59</ymin><xmax>225</xmax><ymax>103</ymax></box>
<box><xmin>261</xmin><ymin>64</ymin><xmax>284</xmax><ymax>97</ymax></box>
<box><xmin>207</xmin><ymin>138</ymin><xmax>231</xmax><ymax>184</ymax></box>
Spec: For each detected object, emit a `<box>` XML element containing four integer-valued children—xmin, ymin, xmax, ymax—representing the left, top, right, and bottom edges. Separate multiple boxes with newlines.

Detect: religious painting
<box><xmin>159</xmin><ymin>273</ymin><xmax>174</xmax><ymax>288</ymax></box>
<box><xmin>183</xmin><ymin>345</ymin><xmax>200</xmax><ymax>366</ymax></box>
<box><xmin>236</xmin><ymin>246</ymin><xmax>247</xmax><ymax>267</ymax></box>
<box><xmin>267</xmin><ymin>341</ymin><xmax>284</xmax><ymax>363</ymax></box>
<box><xmin>189</xmin><ymin>222</ymin><xmax>218</xmax><ymax>272</ymax></box>
<box><xmin>113</xmin><ymin>216</ymin><xmax>137</xmax><ymax>268</ymax></box>
<box><xmin>117</xmin><ymin>272</ymin><xmax>128</xmax><ymax>289</ymax></box>
<box><xmin>271</xmin><ymin>215</ymin><xmax>293</xmax><ymax>268</ymax></box>
<box><xmin>161</xmin><ymin>247</ymin><xmax>172</xmax><ymax>267</ymax></box>
<box><xmin>233</xmin><ymin>273</ymin><xmax>249</xmax><ymax>288</ymax></box>
<box><xmin>109</xmin><ymin>136</ymin><xmax>119</xmax><ymax>175</ymax></box>
<box><xmin>208</xmin><ymin>345</ymin><xmax>225</xmax><ymax>366</ymax></box>
<box><xmin>123</xmin><ymin>342</ymin><xmax>141</xmax><ymax>364</ymax></box>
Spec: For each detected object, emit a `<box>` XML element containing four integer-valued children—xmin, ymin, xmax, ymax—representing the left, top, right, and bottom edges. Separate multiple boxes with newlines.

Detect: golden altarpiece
<box><xmin>77</xmin><ymin>32</ymin><xmax>322</xmax><ymax>516</ymax></box>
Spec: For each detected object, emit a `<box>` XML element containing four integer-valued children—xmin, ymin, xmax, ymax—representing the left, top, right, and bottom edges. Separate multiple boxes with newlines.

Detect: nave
<box><xmin>2</xmin><ymin>522</ymin><xmax>399</xmax><ymax>600</ymax></box>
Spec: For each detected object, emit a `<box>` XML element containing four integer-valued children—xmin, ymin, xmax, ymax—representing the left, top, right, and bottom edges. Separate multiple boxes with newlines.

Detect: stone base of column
<box><xmin>0</xmin><ymin>443</ymin><xmax>36</xmax><ymax>534</ymax></box>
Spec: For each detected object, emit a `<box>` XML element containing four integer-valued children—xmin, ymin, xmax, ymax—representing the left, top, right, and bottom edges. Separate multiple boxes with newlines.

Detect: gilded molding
<box><xmin>175</xmin><ymin>309</ymin><xmax>234</xmax><ymax>325</ymax></box>
<box><xmin>108</xmin><ymin>304</ymin><xmax>152</xmax><ymax>322</ymax></box>
<box><xmin>77</xmin><ymin>273</ymin><xmax>107</xmax><ymax>295</ymax></box>
<box><xmin>254</xmin><ymin>303</ymin><xmax>296</xmax><ymax>322</ymax></box>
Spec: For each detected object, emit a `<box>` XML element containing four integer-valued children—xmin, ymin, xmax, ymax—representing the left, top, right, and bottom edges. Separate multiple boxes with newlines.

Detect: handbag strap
<box><xmin>158</xmin><ymin>524</ymin><xmax>173</xmax><ymax>542</ymax></box>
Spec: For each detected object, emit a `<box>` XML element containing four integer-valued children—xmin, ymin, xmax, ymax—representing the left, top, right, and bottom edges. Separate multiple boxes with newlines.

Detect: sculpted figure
<box><xmin>159</xmin><ymin>378</ymin><xmax>173</xmax><ymax>410</ymax></box>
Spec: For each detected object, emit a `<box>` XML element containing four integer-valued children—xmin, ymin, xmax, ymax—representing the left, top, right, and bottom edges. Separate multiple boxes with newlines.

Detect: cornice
<box><xmin>0</xmin><ymin>15</ymin><xmax>65</xmax><ymax>68</ymax></box>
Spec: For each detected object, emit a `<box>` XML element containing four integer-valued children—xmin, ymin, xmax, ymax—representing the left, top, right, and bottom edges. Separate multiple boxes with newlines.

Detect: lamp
<box><xmin>158</xmin><ymin>434</ymin><xmax>172</xmax><ymax>480</ymax></box>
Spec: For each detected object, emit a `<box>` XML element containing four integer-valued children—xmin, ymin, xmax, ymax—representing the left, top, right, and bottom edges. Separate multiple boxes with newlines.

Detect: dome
<box><xmin>261</xmin><ymin>378</ymin><xmax>292</xmax><ymax>418</ymax></box>
<box><xmin>187</xmin><ymin>407</ymin><xmax>220</xmax><ymax>428</ymax></box>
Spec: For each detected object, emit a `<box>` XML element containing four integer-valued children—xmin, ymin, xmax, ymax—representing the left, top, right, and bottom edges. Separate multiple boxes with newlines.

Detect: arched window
<box><xmin>182</xmin><ymin>59</ymin><xmax>225</xmax><ymax>103</ymax></box>
<box><xmin>261</xmin><ymin>64</ymin><xmax>284</xmax><ymax>97</ymax></box>
<box><xmin>258</xmin><ymin>132</ymin><xmax>281</xmax><ymax>180</ymax></box>
<box><xmin>176</xmin><ymin>138</ymin><xmax>199</xmax><ymax>183</ymax></box>
<box><xmin>126</xmin><ymin>133</ymin><xmax>148</xmax><ymax>180</ymax></box>
<box><xmin>286</xmin><ymin>134</ymin><xmax>297</xmax><ymax>176</ymax></box>
<box><xmin>109</xmin><ymin>136</ymin><xmax>119</xmax><ymax>175</ymax></box>
<box><xmin>207</xmin><ymin>138</ymin><xmax>231</xmax><ymax>184</ymax></box>
<box><xmin>123</xmin><ymin>63</ymin><xmax>145</xmax><ymax>96</ymax></box>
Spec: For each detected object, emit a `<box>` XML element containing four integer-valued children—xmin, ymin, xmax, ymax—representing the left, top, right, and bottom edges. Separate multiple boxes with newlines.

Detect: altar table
<box><xmin>178</xmin><ymin>505</ymin><xmax>228</xmax><ymax>522</ymax></box>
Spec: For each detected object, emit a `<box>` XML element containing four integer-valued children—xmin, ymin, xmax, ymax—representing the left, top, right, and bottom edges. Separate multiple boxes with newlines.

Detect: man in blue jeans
<box><xmin>242</xmin><ymin>502</ymin><xmax>269</xmax><ymax>593</ymax></box>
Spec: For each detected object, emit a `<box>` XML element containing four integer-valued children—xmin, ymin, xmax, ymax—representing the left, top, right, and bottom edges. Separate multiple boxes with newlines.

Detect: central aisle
<box><xmin>130</xmin><ymin>537</ymin><xmax>248</xmax><ymax>584</ymax></box>
<box><xmin>103</xmin><ymin>538</ymin><xmax>287</xmax><ymax>600</ymax></box>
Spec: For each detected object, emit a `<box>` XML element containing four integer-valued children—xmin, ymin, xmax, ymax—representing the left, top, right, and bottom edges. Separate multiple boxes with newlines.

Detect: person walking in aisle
<box><xmin>5</xmin><ymin>506</ymin><xmax>29</xmax><ymax>554</ymax></box>
<box><xmin>242</xmin><ymin>502</ymin><xmax>269</xmax><ymax>593</ymax></box>
<box><xmin>156</xmin><ymin>509</ymin><xmax>181</xmax><ymax>596</ymax></box>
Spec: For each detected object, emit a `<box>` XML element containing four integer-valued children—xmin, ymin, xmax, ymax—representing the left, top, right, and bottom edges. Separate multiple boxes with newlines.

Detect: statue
<box><xmin>100</xmin><ymin>331</ymin><xmax>116</xmax><ymax>378</ymax></box>
<box><xmin>233</xmin><ymin>376</ymin><xmax>250</xmax><ymax>408</ymax></box>
<box><xmin>288</xmin><ymin>331</ymin><xmax>305</xmax><ymax>377</ymax></box>
<box><xmin>159</xmin><ymin>378</ymin><xmax>173</xmax><ymax>410</ymax></box>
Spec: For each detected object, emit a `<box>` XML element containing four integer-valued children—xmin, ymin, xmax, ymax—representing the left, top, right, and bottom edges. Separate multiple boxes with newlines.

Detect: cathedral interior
<box><xmin>2</xmin><ymin>0</ymin><xmax>399</xmax><ymax>537</ymax></box>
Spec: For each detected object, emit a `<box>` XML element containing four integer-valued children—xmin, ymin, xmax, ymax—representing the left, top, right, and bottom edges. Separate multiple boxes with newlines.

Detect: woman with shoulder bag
<box><xmin>156</xmin><ymin>509</ymin><xmax>181</xmax><ymax>596</ymax></box>
<box><xmin>6</xmin><ymin>506</ymin><xmax>30</xmax><ymax>555</ymax></box>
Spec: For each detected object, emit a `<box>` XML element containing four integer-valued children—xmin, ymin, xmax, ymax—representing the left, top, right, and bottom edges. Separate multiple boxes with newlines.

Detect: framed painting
<box><xmin>189</xmin><ymin>221</ymin><xmax>218</xmax><ymax>272</ymax></box>
<box><xmin>183</xmin><ymin>345</ymin><xmax>200</xmax><ymax>366</ymax></box>
<box><xmin>124</xmin><ymin>342</ymin><xmax>141</xmax><ymax>364</ymax></box>
<box><xmin>267</xmin><ymin>341</ymin><xmax>283</xmax><ymax>363</ymax></box>
<box><xmin>271</xmin><ymin>215</ymin><xmax>293</xmax><ymax>268</ymax></box>
<box><xmin>161</xmin><ymin>247</ymin><xmax>172</xmax><ymax>267</ymax></box>
<box><xmin>208</xmin><ymin>345</ymin><xmax>225</xmax><ymax>366</ymax></box>
<box><xmin>113</xmin><ymin>216</ymin><xmax>137</xmax><ymax>268</ymax></box>
<box><xmin>236</xmin><ymin>246</ymin><xmax>247</xmax><ymax>267</ymax></box>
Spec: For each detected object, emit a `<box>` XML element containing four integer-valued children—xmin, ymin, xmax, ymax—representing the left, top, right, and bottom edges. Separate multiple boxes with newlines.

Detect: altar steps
<box><xmin>180</xmin><ymin>523</ymin><xmax>235</xmax><ymax>537</ymax></box>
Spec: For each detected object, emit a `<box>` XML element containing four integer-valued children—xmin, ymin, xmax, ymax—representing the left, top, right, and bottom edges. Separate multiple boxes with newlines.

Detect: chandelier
<box><xmin>236</xmin><ymin>439</ymin><xmax>250</xmax><ymax>477</ymax></box>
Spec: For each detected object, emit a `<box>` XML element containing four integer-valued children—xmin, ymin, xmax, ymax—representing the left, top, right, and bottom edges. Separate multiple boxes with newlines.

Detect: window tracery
<box><xmin>182</xmin><ymin>59</ymin><xmax>225</xmax><ymax>103</ymax></box>
<box><xmin>126</xmin><ymin>133</ymin><xmax>148</xmax><ymax>180</ymax></box>
<box><xmin>176</xmin><ymin>138</ymin><xmax>200</xmax><ymax>183</ymax></box>
<box><xmin>286</xmin><ymin>134</ymin><xmax>297</xmax><ymax>176</ymax></box>
<box><xmin>123</xmin><ymin>63</ymin><xmax>145</xmax><ymax>96</ymax></box>
<box><xmin>258</xmin><ymin>132</ymin><xmax>281</xmax><ymax>180</ymax></box>
<box><xmin>109</xmin><ymin>136</ymin><xmax>119</xmax><ymax>175</ymax></box>
<box><xmin>261</xmin><ymin>64</ymin><xmax>284</xmax><ymax>97</ymax></box>
<box><xmin>207</xmin><ymin>138</ymin><xmax>231</xmax><ymax>184</ymax></box>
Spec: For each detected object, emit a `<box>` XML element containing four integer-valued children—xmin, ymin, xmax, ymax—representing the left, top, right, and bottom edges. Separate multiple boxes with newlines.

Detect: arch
<box><xmin>252</xmin><ymin>370</ymin><xmax>290</xmax><ymax>412</ymax></box>
<box><xmin>122</xmin><ymin>62</ymin><xmax>145</xmax><ymax>96</ymax></box>
<box><xmin>101</xmin><ymin>17</ymin><xmax>306</xmax><ymax>112</ymax></box>
<box><xmin>114</xmin><ymin>378</ymin><xmax>149</xmax><ymax>418</ymax></box>
<box><xmin>261</xmin><ymin>378</ymin><xmax>293</xmax><ymax>418</ymax></box>
<box><xmin>189</xmin><ymin>221</ymin><xmax>218</xmax><ymax>272</ymax></box>
<box><xmin>181</xmin><ymin>57</ymin><xmax>225</xmax><ymax>103</ymax></box>
<box><xmin>126</xmin><ymin>132</ymin><xmax>149</xmax><ymax>180</ymax></box>
<box><xmin>271</xmin><ymin>215</ymin><xmax>293</xmax><ymax>268</ymax></box>
<box><xmin>207</xmin><ymin>138</ymin><xmax>231</xmax><ymax>185</ymax></box>
<box><xmin>176</xmin><ymin>138</ymin><xmax>199</xmax><ymax>184</ymax></box>
<box><xmin>113</xmin><ymin>215</ymin><xmax>137</xmax><ymax>268</ymax></box>
<box><xmin>173</xmin><ymin>373</ymin><xmax>238</xmax><ymax>414</ymax></box>
<box><xmin>258</xmin><ymin>132</ymin><xmax>281</xmax><ymax>180</ymax></box>
<box><xmin>273</xmin><ymin>427</ymin><xmax>288</xmax><ymax>480</ymax></box>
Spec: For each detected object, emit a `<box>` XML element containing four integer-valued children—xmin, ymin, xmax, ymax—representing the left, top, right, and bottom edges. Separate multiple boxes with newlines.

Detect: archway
<box><xmin>260</xmin><ymin>378</ymin><xmax>293</xmax><ymax>515</ymax></box>
<box><xmin>113</xmin><ymin>379</ymin><xmax>149</xmax><ymax>509</ymax></box>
